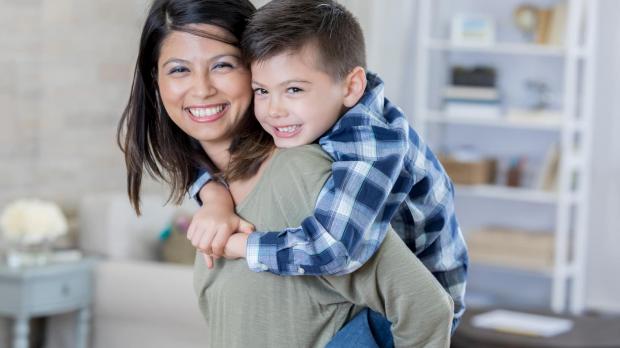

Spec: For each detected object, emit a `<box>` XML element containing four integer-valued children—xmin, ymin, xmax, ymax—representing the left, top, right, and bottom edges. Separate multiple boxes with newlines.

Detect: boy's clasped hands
<box><xmin>186</xmin><ymin>181</ymin><xmax>253</xmax><ymax>268</ymax></box>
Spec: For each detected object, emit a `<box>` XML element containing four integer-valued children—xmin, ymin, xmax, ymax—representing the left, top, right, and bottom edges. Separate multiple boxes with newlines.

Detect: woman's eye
<box><xmin>253</xmin><ymin>88</ymin><xmax>268</xmax><ymax>96</ymax></box>
<box><xmin>168</xmin><ymin>66</ymin><xmax>189</xmax><ymax>74</ymax></box>
<box><xmin>213</xmin><ymin>62</ymin><xmax>234</xmax><ymax>70</ymax></box>
<box><xmin>287</xmin><ymin>87</ymin><xmax>303</xmax><ymax>94</ymax></box>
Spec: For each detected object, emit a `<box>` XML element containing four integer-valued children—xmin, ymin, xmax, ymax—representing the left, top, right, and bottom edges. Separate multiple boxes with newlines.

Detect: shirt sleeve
<box><xmin>188</xmin><ymin>169</ymin><xmax>213</xmax><ymax>205</ymax></box>
<box><xmin>246</xmin><ymin>118</ymin><xmax>414</xmax><ymax>275</ymax></box>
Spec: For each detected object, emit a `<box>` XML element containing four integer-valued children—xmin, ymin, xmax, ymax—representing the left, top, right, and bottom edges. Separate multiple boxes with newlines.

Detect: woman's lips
<box><xmin>186</xmin><ymin>104</ymin><xmax>229</xmax><ymax>123</ymax></box>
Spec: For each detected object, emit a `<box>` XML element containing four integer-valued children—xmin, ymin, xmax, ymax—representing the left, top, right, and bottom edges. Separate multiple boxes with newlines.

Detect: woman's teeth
<box><xmin>276</xmin><ymin>125</ymin><xmax>299</xmax><ymax>133</ymax></box>
<box><xmin>189</xmin><ymin>105</ymin><xmax>225</xmax><ymax>118</ymax></box>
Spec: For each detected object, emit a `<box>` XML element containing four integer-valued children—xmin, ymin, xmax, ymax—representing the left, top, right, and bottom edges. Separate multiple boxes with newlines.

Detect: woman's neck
<box><xmin>228</xmin><ymin>148</ymin><xmax>276</xmax><ymax>206</ymax></box>
<box><xmin>201</xmin><ymin>140</ymin><xmax>232</xmax><ymax>172</ymax></box>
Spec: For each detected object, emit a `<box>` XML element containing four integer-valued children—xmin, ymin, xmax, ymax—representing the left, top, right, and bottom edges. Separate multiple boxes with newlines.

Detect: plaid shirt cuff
<box><xmin>188</xmin><ymin>171</ymin><xmax>213</xmax><ymax>204</ymax></box>
<box><xmin>246</xmin><ymin>232</ymin><xmax>281</xmax><ymax>273</ymax></box>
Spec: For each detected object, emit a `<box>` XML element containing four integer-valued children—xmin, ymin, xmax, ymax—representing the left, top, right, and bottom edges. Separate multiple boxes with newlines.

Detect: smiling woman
<box><xmin>157</xmin><ymin>24</ymin><xmax>253</xmax><ymax>168</ymax></box>
<box><xmin>117</xmin><ymin>0</ymin><xmax>271</xmax><ymax>215</ymax></box>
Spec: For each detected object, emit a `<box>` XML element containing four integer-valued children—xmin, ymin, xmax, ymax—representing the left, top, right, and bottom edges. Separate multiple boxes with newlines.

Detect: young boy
<box><xmin>188</xmin><ymin>0</ymin><xmax>468</xmax><ymax>329</ymax></box>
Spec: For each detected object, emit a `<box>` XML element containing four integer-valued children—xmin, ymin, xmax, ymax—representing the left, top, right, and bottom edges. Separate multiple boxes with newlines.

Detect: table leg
<box><xmin>12</xmin><ymin>316</ymin><xmax>29</xmax><ymax>348</ymax></box>
<box><xmin>76</xmin><ymin>308</ymin><xmax>91</xmax><ymax>348</ymax></box>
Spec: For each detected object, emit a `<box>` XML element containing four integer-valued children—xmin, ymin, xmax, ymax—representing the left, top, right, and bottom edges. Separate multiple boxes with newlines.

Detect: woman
<box><xmin>117</xmin><ymin>0</ymin><xmax>453</xmax><ymax>346</ymax></box>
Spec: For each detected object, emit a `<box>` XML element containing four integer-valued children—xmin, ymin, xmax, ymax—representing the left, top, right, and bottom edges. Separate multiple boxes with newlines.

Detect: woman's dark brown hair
<box><xmin>117</xmin><ymin>0</ymin><xmax>272</xmax><ymax>214</ymax></box>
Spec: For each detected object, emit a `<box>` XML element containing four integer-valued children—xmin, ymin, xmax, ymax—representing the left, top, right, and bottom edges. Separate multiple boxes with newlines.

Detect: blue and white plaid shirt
<box><xmin>190</xmin><ymin>73</ymin><xmax>468</xmax><ymax>325</ymax></box>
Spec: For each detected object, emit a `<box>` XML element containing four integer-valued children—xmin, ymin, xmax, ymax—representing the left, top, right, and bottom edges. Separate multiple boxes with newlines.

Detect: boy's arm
<box><xmin>188</xmin><ymin>169</ymin><xmax>215</xmax><ymax>205</ymax></box>
<box><xmin>246</xmin><ymin>114</ymin><xmax>415</xmax><ymax>275</ymax></box>
<box><xmin>325</xmin><ymin>230</ymin><xmax>454</xmax><ymax>347</ymax></box>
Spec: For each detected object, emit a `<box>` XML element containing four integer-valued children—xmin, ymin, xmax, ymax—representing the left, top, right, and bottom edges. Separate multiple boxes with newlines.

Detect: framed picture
<box><xmin>451</xmin><ymin>13</ymin><xmax>496</xmax><ymax>46</ymax></box>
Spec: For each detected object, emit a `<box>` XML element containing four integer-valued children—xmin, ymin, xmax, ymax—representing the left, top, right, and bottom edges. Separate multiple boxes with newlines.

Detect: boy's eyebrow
<box><xmin>251</xmin><ymin>79</ymin><xmax>312</xmax><ymax>86</ymax></box>
<box><xmin>162</xmin><ymin>54</ymin><xmax>241</xmax><ymax>67</ymax></box>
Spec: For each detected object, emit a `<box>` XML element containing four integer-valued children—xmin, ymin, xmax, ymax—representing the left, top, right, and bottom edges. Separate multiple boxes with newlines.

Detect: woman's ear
<box><xmin>342</xmin><ymin>67</ymin><xmax>367</xmax><ymax>107</ymax></box>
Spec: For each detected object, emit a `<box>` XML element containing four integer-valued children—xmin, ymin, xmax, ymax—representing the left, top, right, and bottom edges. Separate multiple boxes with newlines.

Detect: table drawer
<box><xmin>27</xmin><ymin>270</ymin><xmax>90</xmax><ymax>310</ymax></box>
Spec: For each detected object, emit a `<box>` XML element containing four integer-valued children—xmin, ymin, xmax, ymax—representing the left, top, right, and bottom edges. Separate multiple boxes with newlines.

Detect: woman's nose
<box><xmin>192</xmin><ymin>74</ymin><xmax>217</xmax><ymax>98</ymax></box>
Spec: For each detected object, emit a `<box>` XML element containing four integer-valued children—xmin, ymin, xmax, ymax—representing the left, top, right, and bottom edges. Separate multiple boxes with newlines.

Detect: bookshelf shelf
<box><xmin>456</xmin><ymin>185</ymin><xmax>557</xmax><ymax>204</ymax></box>
<box><xmin>427</xmin><ymin>39</ymin><xmax>569</xmax><ymax>57</ymax></box>
<box><xmin>470</xmin><ymin>260</ymin><xmax>554</xmax><ymax>277</ymax></box>
<box><xmin>426</xmin><ymin>112</ymin><xmax>562</xmax><ymax>131</ymax></box>
<box><xmin>415</xmin><ymin>0</ymin><xmax>597</xmax><ymax>314</ymax></box>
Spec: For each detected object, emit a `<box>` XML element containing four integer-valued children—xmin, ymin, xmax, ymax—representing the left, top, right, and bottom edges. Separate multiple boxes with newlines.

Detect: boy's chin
<box><xmin>273</xmin><ymin>137</ymin><xmax>306</xmax><ymax>149</ymax></box>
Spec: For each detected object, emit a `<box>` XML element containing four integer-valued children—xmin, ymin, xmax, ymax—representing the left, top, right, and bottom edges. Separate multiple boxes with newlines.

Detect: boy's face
<box><xmin>251</xmin><ymin>45</ymin><xmax>347</xmax><ymax>148</ymax></box>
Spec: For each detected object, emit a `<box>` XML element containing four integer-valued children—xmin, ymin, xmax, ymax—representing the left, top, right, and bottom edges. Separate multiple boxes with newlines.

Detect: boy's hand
<box><xmin>188</xmin><ymin>204</ymin><xmax>254</xmax><ymax>257</ymax></box>
<box><xmin>223</xmin><ymin>233</ymin><xmax>249</xmax><ymax>259</ymax></box>
<box><xmin>187</xmin><ymin>181</ymin><xmax>254</xmax><ymax>267</ymax></box>
<box><xmin>199</xmin><ymin>233</ymin><xmax>248</xmax><ymax>269</ymax></box>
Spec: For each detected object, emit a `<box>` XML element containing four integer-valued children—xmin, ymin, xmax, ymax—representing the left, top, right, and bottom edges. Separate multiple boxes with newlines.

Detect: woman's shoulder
<box><xmin>262</xmin><ymin>145</ymin><xmax>333</xmax><ymax>208</ymax></box>
<box><xmin>272</xmin><ymin>145</ymin><xmax>333</xmax><ymax>170</ymax></box>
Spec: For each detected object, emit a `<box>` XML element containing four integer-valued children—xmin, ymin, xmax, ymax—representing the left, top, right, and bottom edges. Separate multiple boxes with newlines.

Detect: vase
<box><xmin>6</xmin><ymin>239</ymin><xmax>52</xmax><ymax>268</ymax></box>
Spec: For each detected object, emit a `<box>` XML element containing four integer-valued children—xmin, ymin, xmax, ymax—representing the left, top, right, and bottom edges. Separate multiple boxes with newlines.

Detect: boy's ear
<box><xmin>342</xmin><ymin>67</ymin><xmax>367</xmax><ymax>107</ymax></box>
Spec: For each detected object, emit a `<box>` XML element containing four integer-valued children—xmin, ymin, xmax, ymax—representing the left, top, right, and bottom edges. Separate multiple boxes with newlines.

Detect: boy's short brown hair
<box><xmin>242</xmin><ymin>0</ymin><xmax>366</xmax><ymax>80</ymax></box>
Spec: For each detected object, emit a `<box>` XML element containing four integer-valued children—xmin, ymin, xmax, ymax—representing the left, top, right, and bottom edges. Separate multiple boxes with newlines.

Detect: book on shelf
<box><xmin>443</xmin><ymin>86</ymin><xmax>500</xmax><ymax>101</ymax></box>
<box><xmin>466</xmin><ymin>227</ymin><xmax>554</xmax><ymax>271</ymax></box>
<box><xmin>443</xmin><ymin>100</ymin><xmax>502</xmax><ymax>119</ymax></box>
<box><xmin>535</xmin><ymin>143</ymin><xmax>560</xmax><ymax>191</ymax></box>
<box><xmin>472</xmin><ymin>310</ymin><xmax>573</xmax><ymax>337</ymax></box>
<box><xmin>505</xmin><ymin>109</ymin><xmax>562</xmax><ymax>125</ymax></box>
<box><xmin>535</xmin><ymin>3</ymin><xmax>567</xmax><ymax>46</ymax></box>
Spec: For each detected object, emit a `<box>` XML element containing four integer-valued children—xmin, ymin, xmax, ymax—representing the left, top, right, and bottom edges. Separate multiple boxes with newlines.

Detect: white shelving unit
<box><xmin>414</xmin><ymin>0</ymin><xmax>597</xmax><ymax>314</ymax></box>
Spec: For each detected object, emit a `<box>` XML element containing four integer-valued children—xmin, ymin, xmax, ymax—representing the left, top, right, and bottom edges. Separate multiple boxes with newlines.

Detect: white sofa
<box><xmin>45</xmin><ymin>192</ymin><xmax>207</xmax><ymax>348</ymax></box>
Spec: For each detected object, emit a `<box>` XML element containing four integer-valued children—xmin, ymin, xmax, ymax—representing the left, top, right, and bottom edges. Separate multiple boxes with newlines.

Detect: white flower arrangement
<box><xmin>1</xmin><ymin>199</ymin><xmax>68</xmax><ymax>245</ymax></box>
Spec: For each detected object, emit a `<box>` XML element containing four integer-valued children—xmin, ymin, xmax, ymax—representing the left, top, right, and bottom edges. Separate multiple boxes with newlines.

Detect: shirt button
<box><xmin>297</xmin><ymin>267</ymin><xmax>305</xmax><ymax>274</ymax></box>
<box><xmin>260</xmin><ymin>264</ymin><xmax>269</xmax><ymax>271</ymax></box>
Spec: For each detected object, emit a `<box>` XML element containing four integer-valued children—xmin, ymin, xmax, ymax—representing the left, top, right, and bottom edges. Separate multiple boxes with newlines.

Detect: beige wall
<box><xmin>0</xmin><ymin>0</ymin><xmax>162</xmax><ymax>212</ymax></box>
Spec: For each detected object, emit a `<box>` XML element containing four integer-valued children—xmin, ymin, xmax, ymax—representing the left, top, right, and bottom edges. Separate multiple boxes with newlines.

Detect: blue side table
<box><xmin>0</xmin><ymin>259</ymin><xmax>95</xmax><ymax>348</ymax></box>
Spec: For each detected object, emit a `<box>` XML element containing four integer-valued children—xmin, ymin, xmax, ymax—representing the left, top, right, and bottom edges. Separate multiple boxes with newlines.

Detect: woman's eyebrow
<box><xmin>162</xmin><ymin>54</ymin><xmax>241</xmax><ymax>67</ymax></box>
<box><xmin>162</xmin><ymin>58</ymin><xmax>189</xmax><ymax>67</ymax></box>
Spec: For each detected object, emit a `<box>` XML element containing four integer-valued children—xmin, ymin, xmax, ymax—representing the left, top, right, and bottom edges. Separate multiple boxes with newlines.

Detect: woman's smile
<box><xmin>186</xmin><ymin>103</ymin><xmax>230</xmax><ymax>123</ymax></box>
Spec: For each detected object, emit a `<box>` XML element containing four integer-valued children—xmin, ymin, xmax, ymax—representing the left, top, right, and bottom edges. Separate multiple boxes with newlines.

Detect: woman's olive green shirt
<box><xmin>194</xmin><ymin>145</ymin><xmax>453</xmax><ymax>348</ymax></box>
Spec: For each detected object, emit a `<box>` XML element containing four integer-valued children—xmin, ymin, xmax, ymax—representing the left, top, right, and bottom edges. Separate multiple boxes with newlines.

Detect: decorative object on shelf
<box><xmin>443</xmin><ymin>66</ymin><xmax>502</xmax><ymax>118</ymax></box>
<box><xmin>439</xmin><ymin>147</ymin><xmax>497</xmax><ymax>186</ymax></box>
<box><xmin>506</xmin><ymin>157</ymin><xmax>527</xmax><ymax>187</ymax></box>
<box><xmin>514</xmin><ymin>4</ymin><xmax>541</xmax><ymax>41</ymax></box>
<box><xmin>451</xmin><ymin>13</ymin><xmax>496</xmax><ymax>46</ymax></box>
<box><xmin>526</xmin><ymin>80</ymin><xmax>552</xmax><ymax>110</ymax></box>
<box><xmin>0</xmin><ymin>198</ymin><xmax>68</xmax><ymax>268</ymax></box>
<box><xmin>158</xmin><ymin>214</ymin><xmax>196</xmax><ymax>265</ymax></box>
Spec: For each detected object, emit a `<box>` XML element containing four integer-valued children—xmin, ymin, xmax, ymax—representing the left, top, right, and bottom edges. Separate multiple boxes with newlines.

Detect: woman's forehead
<box><xmin>159</xmin><ymin>25</ymin><xmax>240</xmax><ymax>63</ymax></box>
<box><xmin>175</xmin><ymin>23</ymin><xmax>238</xmax><ymax>46</ymax></box>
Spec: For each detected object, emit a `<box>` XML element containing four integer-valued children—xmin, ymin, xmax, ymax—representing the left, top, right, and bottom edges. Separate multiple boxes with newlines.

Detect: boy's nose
<box><xmin>268</xmin><ymin>99</ymin><xmax>287</xmax><ymax>118</ymax></box>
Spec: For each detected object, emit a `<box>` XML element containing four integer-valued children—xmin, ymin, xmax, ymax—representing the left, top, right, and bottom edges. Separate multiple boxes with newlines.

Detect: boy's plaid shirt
<box><xmin>189</xmin><ymin>73</ymin><xmax>468</xmax><ymax>324</ymax></box>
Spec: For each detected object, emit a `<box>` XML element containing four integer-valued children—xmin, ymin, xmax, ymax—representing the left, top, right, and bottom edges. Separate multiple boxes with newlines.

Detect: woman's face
<box><xmin>157</xmin><ymin>24</ymin><xmax>252</xmax><ymax>149</ymax></box>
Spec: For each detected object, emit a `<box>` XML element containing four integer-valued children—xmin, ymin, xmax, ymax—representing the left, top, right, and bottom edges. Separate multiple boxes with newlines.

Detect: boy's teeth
<box><xmin>189</xmin><ymin>105</ymin><xmax>225</xmax><ymax>118</ymax></box>
<box><xmin>276</xmin><ymin>125</ymin><xmax>299</xmax><ymax>133</ymax></box>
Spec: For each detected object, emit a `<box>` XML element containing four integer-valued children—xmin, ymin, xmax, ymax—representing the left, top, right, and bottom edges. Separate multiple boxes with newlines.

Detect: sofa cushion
<box><xmin>78</xmin><ymin>192</ymin><xmax>197</xmax><ymax>261</ymax></box>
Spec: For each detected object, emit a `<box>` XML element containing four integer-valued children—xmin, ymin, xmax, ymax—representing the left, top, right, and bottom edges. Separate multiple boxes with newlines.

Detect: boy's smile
<box><xmin>251</xmin><ymin>43</ymin><xmax>348</xmax><ymax>148</ymax></box>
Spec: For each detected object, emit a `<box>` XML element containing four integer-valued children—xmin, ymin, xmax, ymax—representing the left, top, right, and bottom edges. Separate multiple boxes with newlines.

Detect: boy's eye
<box><xmin>168</xmin><ymin>66</ymin><xmax>189</xmax><ymax>75</ymax></box>
<box><xmin>287</xmin><ymin>87</ymin><xmax>303</xmax><ymax>94</ymax></box>
<box><xmin>253</xmin><ymin>88</ymin><xmax>268</xmax><ymax>96</ymax></box>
